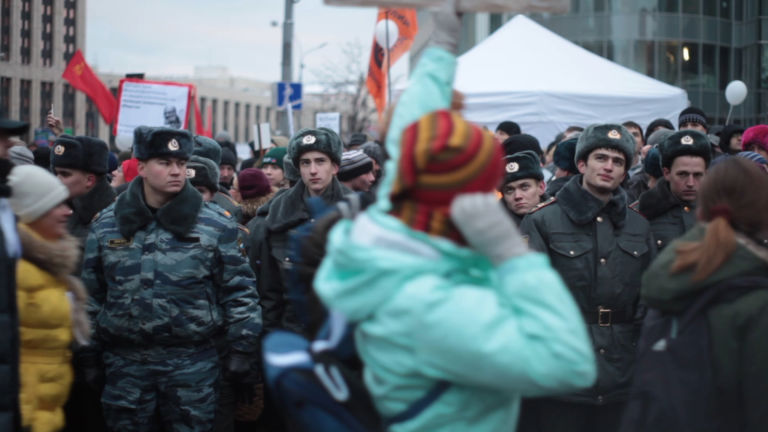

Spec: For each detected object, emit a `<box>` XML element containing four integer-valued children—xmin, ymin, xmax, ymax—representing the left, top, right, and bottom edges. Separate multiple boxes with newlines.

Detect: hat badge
<box><xmin>53</xmin><ymin>145</ymin><xmax>65</xmax><ymax>155</ymax></box>
<box><xmin>681</xmin><ymin>135</ymin><xmax>694</xmax><ymax>145</ymax></box>
<box><xmin>506</xmin><ymin>162</ymin><xmax>520</xmax><ymax>173</ymax></box>
<box><xmin>168</xmin><ymin>139</ymin><xmax>180</xmax><ymax>151</ymax></box>
<box><xmin>607</xmin><ymin>129</ymin><xmax>621</xmax><ymax>139</ymax></box>
<box><xmin>302</xmin><ymin>135</ymin><xmax>317</xmax><ymax>145</ymax></box>
<box><xmin>186</xmin><ymin>168</ymin><xmax>196</xmax><ymax>178</ymax></box>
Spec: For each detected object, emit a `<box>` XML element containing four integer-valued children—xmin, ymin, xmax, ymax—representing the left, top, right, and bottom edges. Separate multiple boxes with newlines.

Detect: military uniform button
<box><xmin>633</xmin><ymin>251</ymin><xmax>639</xmax><ymax>256</ymax></box>
<box><xmin>596</xmin><ymin>216</ymin><xmax>603</xmax><ymax>223</ymax></box>
<box><xmin>284</xmin><ymin>257</ymin><xmax>290</xmax><ymax>262</ymax></box>
<box><xmin>569</xmin><ymin>250</ymin><xmax>575</xmax><ymax>255</ymax></box>
<box><xmin>600</xmin><ymin>258</ymin><xmax>606</xmax><ymax>265</ymax></box>
<box><xmin>657</xmin><ymin>239</ymin><xmax>663</xmax><ymax>246</ymax></box>
<box><xmin>597</xmin><ymin>395</ymin><xmax>604</xmax><ymax>403</ymax></box>
<box><xmin>599</xmin><ymin>348</ymin><xmax>605</xmax><ymax>355</ymax></box>
<box><xmin>684</xmin><ymin>206</ymin><xmax>690</xmax><ymax>212</ymax></box>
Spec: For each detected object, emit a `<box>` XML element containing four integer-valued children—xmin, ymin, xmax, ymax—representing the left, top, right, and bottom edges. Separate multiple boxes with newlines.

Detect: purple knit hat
<box><xmin>238</xmin><ymin>168</ymin><xmax>272</xmax><ymax>200</ymax></box>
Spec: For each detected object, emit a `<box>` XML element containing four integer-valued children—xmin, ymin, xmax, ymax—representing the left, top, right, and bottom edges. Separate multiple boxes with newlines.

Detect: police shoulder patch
<box><xmin>529</xmin><ymin>196</ymin><xmax>557</xmax><ymax>214</ymax></box>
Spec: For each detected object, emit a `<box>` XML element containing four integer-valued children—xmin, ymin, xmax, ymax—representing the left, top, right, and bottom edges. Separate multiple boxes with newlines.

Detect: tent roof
<box><xmin>455</xmin><ymin>15</ymin><xmax>684</xmax><ymax>99</ymax></box>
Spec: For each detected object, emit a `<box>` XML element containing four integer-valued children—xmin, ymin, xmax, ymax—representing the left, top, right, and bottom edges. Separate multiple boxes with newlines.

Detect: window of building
<box><xmin>734</xmin><ymin>0</ymin><xmax>743</xmax><ymax>20</ymax></box>
<box><xmin>265</xmin><ymin>107</ymin><xmax>271</xmax><ymax>127</ymax></box>
<box><xmin>1</xmin><ymin>0</ymin><xmax>10</xmax><ymax>61</ymax></box>
<box><xmin>682</xmin><ymin>0</ymin><xmax>700</xmax><ymax>14</ymax></box>
<box><xmin>211</xmin><ymin>99</ymin><xmax>218</xmax><ymax>135</ymax></box>
<box><xmin>223</xmin><ymin>101</ymin><xmax>229</xmax><ymax>134</ymax></box>
<box><xmin>762</xmin><ymin>44</ymin><xmax>768</xmax><ymax>89</ymax></box>
<box><xmin>702</xmin><ymin>0</ymin><xmax>717</xmax><ymax>16</ymax></box>
<box><xmin>63</xmin><ymin>0</ymin><xmax>76</xmax><ymax>62</ymax></box>
<box><xmin>719</xmin><ymin>46</ymin><xmax>730</xmax><ymax>90</ymax></box>
<box><xmin>681</xmin><ymin>42</ymin><xmax>700</xmax><ymax>86</ymax></box>
<box><xmin>255</xmin><ymin>105</ymin><xmax>261</xmax><ymax>125</ymax></box>
<box><xmin>19</xmin><ymin>79</ymin><xmax>31</xmax><ymax>124</ymax></box>
<box><xmin>200</xmin><ymin>97</ymin><xmax>207</xmax><ymax>130</ymax></box>
<box><xmin>633</xmin><ymin>40</ymin><xmax>655</xmax><ymax>76</ymax></box>
<box><xmin>234</xmin><ymin>102</ymin><xmax>240</xmax><ymax>142</ymax></box>
<box><xmin>39</xmin><ymin>81</ymin><xmax>53</xmax><ymax>126</ymax></box>
<box><xmin>657</xmin><ymin>41</ymin><xmax>679</xmax><ymax>84</ymax></box>
<box><xmin>658</xmin><ymin>0</ymin><xmax>679</xmax><ymax>12</ymax></box>
<box><xmin>20</xmin><ymin>0</ymin><xmax>30</xmax><ymax>64</ymax></box>
<box><xmin>63</xmin><ymin>84</ymin><xmax>75</xmax><ymax>130</ymax></box>
<box><xmin>719</xmin><ymin>0</ymin><xmax>731</xmax><ymax>18</ymax></box>
<box><xmin>762</xmin><ymin>0</ymin><xmax>768</xmax><ymax>15</ymax></box>
<box><xmin>86</xmin><ymin>99</ymin><xmax>99</xmax><ymax>137</ymax></box>
<box><xmin>490</xmin><ymin>13</ymin><xmax>503</xmax><ymax>33</ymax></box>
<box><xmin>245</xmin><ymin>104</ymin><xmax>251</xmax><ymax>142</ymax></box>
<box><xmin>0</xmin><ymin>77</ymin><xmax>10</xmax><ymax>118</ymax></box>
<box><xmin>41</xmin><ymin>0</ymin><xmax>53</xmax><ymax>67</ymax></box>
<box><xmin>702</xmin><ymin>43</ymin><xmax>716</xmax><ymax>88</ymax></box>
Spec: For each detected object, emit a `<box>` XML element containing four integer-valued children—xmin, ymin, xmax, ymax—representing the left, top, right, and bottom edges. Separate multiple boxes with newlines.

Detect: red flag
<box><xmin>367</xmin><ymin>8</ymin><xmax>418</xmax><ymax>117</ymax></box>
<box><xmin>62</xmin><ymin>50</ymin><xmax>117</xmax><ymax>125</ymax></box>
<box><xmin>191</xmin><ymin>87</ymin><xmax>205</xmax><ymax>136</ymax></box>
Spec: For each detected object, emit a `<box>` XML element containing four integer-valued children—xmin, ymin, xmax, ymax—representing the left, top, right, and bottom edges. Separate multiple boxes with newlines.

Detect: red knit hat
<box><xmin>742</xmin><ymin>125</ymin><xmax>768</xmax><ymax>153</ymax></box>
<box><xmin>390</xmin><ymin>110</ymin><xmax>503</xmax><ymax>241</ymax></box>
<box><xmin>238</xmin><ymin>168</ymin><xmax>272</xmax><ymax>200</ymax></box>
<box><xmin>122</xmin><ymin>158</ymin><xmax>139</xmax><ymax>183</ymax></box>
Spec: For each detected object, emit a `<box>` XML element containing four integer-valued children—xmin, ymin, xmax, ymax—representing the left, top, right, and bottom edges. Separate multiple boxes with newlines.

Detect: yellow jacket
<box><xmin>16</xmin><ymin>224</ymin><xmax>88</xmax><ymax>432</ymax></box>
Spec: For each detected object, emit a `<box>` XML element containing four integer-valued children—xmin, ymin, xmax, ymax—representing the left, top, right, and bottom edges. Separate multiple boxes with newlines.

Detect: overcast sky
<box><xmin>85</xmin><ymin>0</ymin><xmax>384</xmax><ymax>84</ymax></box>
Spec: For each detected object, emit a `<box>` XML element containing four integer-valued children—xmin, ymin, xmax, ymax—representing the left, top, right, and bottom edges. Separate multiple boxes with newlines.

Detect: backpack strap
<box><xmin>382</xmin><ymin>381</ymin><xmax>451</xmax><ymax>428</ymax></box>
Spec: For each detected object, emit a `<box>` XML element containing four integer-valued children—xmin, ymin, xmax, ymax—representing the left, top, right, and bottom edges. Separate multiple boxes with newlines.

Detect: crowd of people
<box><xmin>1</xmin><ymin>6</ymin><xmax>768</xmax><ymax>432</ymax></box>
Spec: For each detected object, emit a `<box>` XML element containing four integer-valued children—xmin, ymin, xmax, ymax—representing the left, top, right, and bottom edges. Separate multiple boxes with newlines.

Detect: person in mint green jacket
<box><xmin>313</xmin><ymin>7</ymin><xmax>596</xmax><ymax>431</ymax></box>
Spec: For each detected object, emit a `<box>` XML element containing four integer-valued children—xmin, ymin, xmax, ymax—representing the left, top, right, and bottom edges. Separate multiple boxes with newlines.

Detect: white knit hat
<box><xmin>8</xmin><ymin>165</ymin><xmax>69</xmax><ymax>223</ymax></box>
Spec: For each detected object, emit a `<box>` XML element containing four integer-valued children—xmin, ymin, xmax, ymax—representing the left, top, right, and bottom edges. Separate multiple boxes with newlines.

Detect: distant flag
<box><xmin>61</xmin><ymin>49</ymin><xmax>117</xmax><ymax>124</ymax></box>
<box><xmin>366</xmin><ymin>8</ymin><xmax>418</xmax><ymax>118</ymax></box>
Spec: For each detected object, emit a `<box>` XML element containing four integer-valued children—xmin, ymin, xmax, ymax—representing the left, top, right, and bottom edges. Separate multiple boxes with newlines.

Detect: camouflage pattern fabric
<box><xmin>101</xmin><ymin>346</ymin><xmax>219</xmax><ymax>432</ymax></box>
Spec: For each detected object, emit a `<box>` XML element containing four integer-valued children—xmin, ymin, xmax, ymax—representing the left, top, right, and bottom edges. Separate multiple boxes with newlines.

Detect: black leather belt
<box><xmin>583</xmin><ymin>306</ymin><xmax>634</xmax><ymax>326</ymax></box>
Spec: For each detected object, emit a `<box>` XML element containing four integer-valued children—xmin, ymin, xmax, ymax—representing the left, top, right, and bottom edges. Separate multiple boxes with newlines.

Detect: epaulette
<box><xmin>529</xmin><ymin>196</ymin><xmax>557</xmax><ymax>214</ymax></box>
<box><xmin>219</xmin><ymin>192</ymin><xmax>241</xmax><ymax>207</ymax></box>
<box><xmin>628</xmin><ymin>201</ymin><xmax>646</xmax><ymax>218</ymax></box>
<box><xmin>238</xmin><ymin>224</ymin><xmax>250</xmax><ymax>236</ymax></box>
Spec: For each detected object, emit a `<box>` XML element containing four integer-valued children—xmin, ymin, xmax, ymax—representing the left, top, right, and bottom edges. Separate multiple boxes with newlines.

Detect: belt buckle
<box><xmin>598</xmin><ymin>307</ymin><xmax>612</xmax><ymax>327</ymax></box>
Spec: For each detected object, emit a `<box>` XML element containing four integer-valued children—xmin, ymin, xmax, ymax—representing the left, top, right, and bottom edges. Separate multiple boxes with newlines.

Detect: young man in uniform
<box><xmin>499</xmin><ymin>150</ymin><xmax>548</xmax><ymax>226</ymax></box>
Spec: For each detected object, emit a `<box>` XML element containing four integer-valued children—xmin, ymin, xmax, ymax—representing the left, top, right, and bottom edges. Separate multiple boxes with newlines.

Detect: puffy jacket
<box><xmin>642</xmin><ymin>226</ymin><xmax>768</xmax><ymax>432</ymax></box>
<box><xmin>17</xmin><ymin>224</ymin><xmax>89</xmax><ymax>432</ymax></box>
<box><xmin>520</xmin><ymin>175</ymin><xmax>655</xmax><ymax>404</ymax></box>
<box><xmin>81</xmin><ymin>179</ymin><xmax>261</xmax><ymax>353</ymax></box>
<box><xmin>315</xmin><ymin>211</ymin><xmax>596</xmax><ymax>432</ymax></box>
<box><xmin>633</xmin><ymin>178</ymin><xmax>696</xmax><ymax>251</ymax></box>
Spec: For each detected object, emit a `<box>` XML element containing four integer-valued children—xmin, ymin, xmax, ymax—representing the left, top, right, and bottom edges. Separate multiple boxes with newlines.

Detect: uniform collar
<box><xmin>114</xmin><ymin>178</ymin><xmax>202</xmax><ymax>239</ymax></box>
<box><xmin>557</xmin><ymin>174</ymin><xmax>627</xmax><ymax>228</ymax></box>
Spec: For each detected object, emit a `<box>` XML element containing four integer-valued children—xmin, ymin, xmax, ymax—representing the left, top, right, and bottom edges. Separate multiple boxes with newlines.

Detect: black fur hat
<box><xmin>502</xmin><ymin>150</ymin><xmax>543</xmax><ymax>185</ymax></box>
<box><xmin>133</xmin><ymin>126</ymin><xmax>193</xmax><ymax>161</ymax></box>
<box><xmin>50</xmin><ymin>134</ymin><xmax>109</xmax><ymax>174</ymax></box>
<box><xmin>660</xmin><ymin>130</ymin><xmax>712</xmax><ymax>168</ymax></box>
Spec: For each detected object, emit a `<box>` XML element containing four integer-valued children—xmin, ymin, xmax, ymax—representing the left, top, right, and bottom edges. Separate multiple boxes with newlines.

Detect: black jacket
<box><xmin>632</xmin><ymin>178</ymin><xmax>696</xmax><ymax>251</ymax></box>
<box><xmin>248</xmin><ymin>179</ymin><xmax>349</xmax><ymax>333</ymax></box>
<box><xmin>521</xmin><ymin>175</ymin><xmax>656</xmax><ymax>405</ymax></box>
<box><xmin>68</xmin><ymin>177</ymin><xmax>116</xmax><ymax>272</ymax></box>
<box><xmin>0</xmin><ymin>219</ymin><xmax>21</xmax><ymax>431</ymax></box>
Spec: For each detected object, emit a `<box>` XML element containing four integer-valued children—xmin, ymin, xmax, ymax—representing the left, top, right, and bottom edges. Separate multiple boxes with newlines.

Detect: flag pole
<box><xmin>385</xmin><ymin>9</ymin><xmax>392</xmax><ymax>106</ymax></box>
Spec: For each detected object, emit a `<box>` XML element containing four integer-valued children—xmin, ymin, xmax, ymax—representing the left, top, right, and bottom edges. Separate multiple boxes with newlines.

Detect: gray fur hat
<box><xmin>133</xmin><ymin>126</ymin><xmax>193</xmax><ymax>161</ymax></box>
<box><xmin>193</xmin><ymin>135</ymin><xmax>222</xmax><ymax>165</ymax></box>
<box><xmin>283</xmin><ymin>154</ymin><xmax>299</xmax><ymax>183</ymax></box>
<box><xmin>575</xmin><ymin>124</ymin><xmax>636</xmax><ymax>167</ymax></box>
<box><xmin>186</xmin><ymin>155</ymin><xmax>220</xmax><ymax>193</ymax></box>
<box><xmin>287</xmin><ymin>128</ymin><xmax>343</xmax><ymax>167</ymax></box>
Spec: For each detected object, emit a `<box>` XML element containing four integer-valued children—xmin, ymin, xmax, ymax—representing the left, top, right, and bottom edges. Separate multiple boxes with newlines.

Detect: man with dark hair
<box><xmin>622</xmin><ymin>121</ymin><xmax>645</xmax><ymax>177</ymax></box>
<box><xmin>500</xmin><ymin>150</ymin><xmax>549</xmax><ymax>226</ymax></box>
<box><xmin>81</xmin><ymin>127</ymin><xmax>262</xmax><ymax>431</ymax></box>
<box><xmin>494</xmin><ymin>120</ymin><xmax>521</xmax><ymax>142</ymax></box>
<box><xmin>249</xmin><ymin>127</ymin><xmax>349</xmax><ymax>334</ymax></box>
<box><xmin>546</xmin><ymin>136</ymin><xmax>578</xmax><ymax>196</ymax></box>
<box><xmin>644</xmin><ymin>118</ymin><xmax>674</xmax><ymax>143</ymax></box>
<box><xmin>520</xmin><ymin>124</ymin><xmax>655</xmax><ymax>432</ymax></box>
<box><xmin>0</xmin><ymin>116</ymin><xmax>27</xmax><ymax>432</ymax></box>
<box><xmin>632</xmin><ymin>130</ymin><xmax>710</xmax><ymax>251</ymax></box>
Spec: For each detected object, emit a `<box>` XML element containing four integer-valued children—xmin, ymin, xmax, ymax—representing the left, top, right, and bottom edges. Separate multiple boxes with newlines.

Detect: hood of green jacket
<box><xmin>642</xmin><ymin>224</ymin><xmax>768</xmax><ymax>312</ymax></box>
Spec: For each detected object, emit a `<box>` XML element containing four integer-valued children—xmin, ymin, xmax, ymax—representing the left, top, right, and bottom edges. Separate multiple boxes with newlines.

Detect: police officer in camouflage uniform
<box><xmin>81</xmin><ymin>127</ymin><xmax>262</xmax><ymax>432</ymax></box>
<box><xmin>499</xmin><ymin>150</ymin><xmax>549</xmax><ymax>227</ymax></box>
<box><xmin>631</xmin><ymin>130</ymin><xmax>710</xmax><ymax>251</ymax></box>
<box><xmin>519</xmin><ymin>124</ymin><xmax>655</xmax><ymax>432</ymax></box>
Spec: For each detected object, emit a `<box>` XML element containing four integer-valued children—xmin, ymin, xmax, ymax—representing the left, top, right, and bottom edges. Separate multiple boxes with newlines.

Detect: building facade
<box><xmin>462</xmin><ymin>0</ymin><xmax>767</xmax><ymax>127</ymax></box>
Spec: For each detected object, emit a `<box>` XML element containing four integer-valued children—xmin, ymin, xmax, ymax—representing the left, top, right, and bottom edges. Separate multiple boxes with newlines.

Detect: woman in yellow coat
<box><xmin>8</xmin><ymin>165</ymin><xmax>89</xmax><ymax>432</ymax></box>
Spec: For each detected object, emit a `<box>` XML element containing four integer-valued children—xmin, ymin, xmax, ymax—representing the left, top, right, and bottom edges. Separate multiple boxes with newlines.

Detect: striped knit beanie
<box><xmin>338</xmin><ymin>150</ymin><xmax>373</xmax><ymax>182</ymax></box>
<box><xmin>390</xmin><ymin>110</ymin><xmax>503</xmax><ymax>242</ymax></box>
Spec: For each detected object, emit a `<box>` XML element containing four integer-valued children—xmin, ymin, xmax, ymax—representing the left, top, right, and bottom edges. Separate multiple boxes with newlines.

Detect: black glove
<box><xmin>225</xmin><ymin>351</ymin><xmax>261</xmax><ymax>405</ymax></box>
<box><xmin>77</xmin><ymin>351</ymin><xmax>105</xmax><ymax>393</ymax></box>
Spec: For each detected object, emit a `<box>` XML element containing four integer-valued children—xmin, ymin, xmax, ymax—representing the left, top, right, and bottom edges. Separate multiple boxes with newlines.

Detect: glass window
<box><xmin>658</xmin><ymin>41</ymin><xmax>679</xmax><ymax>84</ymax></box>
<box><xmin>634</xmin><ymin>40</ymin><xmax>655</xmax><ymax>76</ymax></box>
<box><xmin>703</xmin><ymin>0</ymin><xmax>716</xmax><ymax>16</ymax></box>
<box><xmin>719</xmin><ymin>0</ymin><xmax>730</xmax><ymax>18</ymax></box>
<box><xmin>0</xmin><ymin>77</ymin><xmax>10</xmax><ymax>118</ymax></box>
<box><xmin>719</xmin><ymin>46</ymin><xmax>730</xmax><ymax>90</ymax></box>
<box><xmin>85</xmin><ymin>99</ymin><xmax>99</xmax><ymax>138</ymax></box>
<box><xmin>19</xmin><ymin>79</ymin><xmax>31</xmax><ymax>124</ymax></box>
<box><xmin>40</xmin><ymin>0</ymin><xmax>53</xmax><ymax>67</ymax></box>
<box><xmin>234</xmin><ymin>102</ymin><xmax>240</xmax><ymax>142</ymax></box>
<box><xmin>490</xmin><ymin>13</ymin><xmax>502</xmax><ymax>33</ymax></box>
<box><xmin>20</xmin><ymin>0</ymin><xmax>30</xmax><ymax>64</ymax></box>
<box><xmin>734</xmin><ymin>0</ymin><xmax>742</xmax><ymax>21</ymax></box>
<box><xmin>63</xmin><ymin>84</ymin><xmax>75</xmax><ymax>130</ymax></box>
<box><xmin>681</xmin><ymin>42</ymin><xmax>700</xmax><ymax>86</ymax></box>
<box><xmin>702</xmin><ymin>44</ymin><xmax>716</xmax><ymax>88</ymax></box>
<box><xmin>63</xmin><ymin>0</ymin><xmax>76</xmax><ymax>62</ymax></box>
<box><xmin>245</xmin><ymin>104</ymin><xmax>251</xmax><ymax>142</ymax></box>
<box><xmin>2</xmin><ymin>0</ymin><xmax>11</xmax><ymax>61</ymax></box>
<box><xmin>255</xmin><ymin>105</ymin><xmax>261</xmax><ymax>125</ymax></box>
<box><xmin>39</xmin><ymin>81</ymin><xmax>53</xmax><ymax>126</ymax></box>
<box><xmin>762</xmin><ymin>45</ymin><xmax>768</xmax><ymax>89</ymax></box>
<box><xmin>595</xmin><ymin>0</ymin><xmax>609</xmax><ymax>12</ymax></box>
<box><xmin>658</xmin><ymin>0</ymin><xmax>679</xmax><ymax>13</ymax></box>
<box><xmin>212</xmin><ymin>99</ymin><xmax>218</xmax><ymax>136</ymax></box>
<box><xmin>682</xmin><ymin>0</ymin><xmax>700</xmax><ymax>14</ymax></box>
<box><xmin>763</xmin><ymin>0</ymin><xmax>768</xmax><ymax>15</ymax></box>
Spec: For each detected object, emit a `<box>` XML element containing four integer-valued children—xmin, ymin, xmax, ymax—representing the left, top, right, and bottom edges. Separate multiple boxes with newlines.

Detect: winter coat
<box><xmin>546</xmin><ymin>175</ymin><xmax>572</xmax><ymax>197</ymax></box>
<box><xmin>314</xmin><ymin>45</ymin><xmax>595</xmax><ymax>432</ymax></box>
<box><xmin>642</xmin><ymin>225</ymin><xmax>768</xmax><ymax>432</ymax></box>
<box><xmin>213</xmin><ymin>190</ymin><xmax>243</xmax><ymax>223</ymax></box>
<box><xmin>67</xmin><ymin>177</ymin><xmax>116</xmax><ymax>273</ymax></box>
<box><xmin>16</xmin><ymin>224</ymin><xmax>89</xmax><ymax>432</ymax></box>
<box><xmin>520</xmin><ymin>175</ymin><xmax>655</xmax><ymax>405</ymax></box>
<box><xmin>81</xmin><ymin>179</ymin><xmax>261</xmax><ymax>354</ymax></box>
<box><xmin>0</xmin><ymin>202</ymin><xmax>21</xmax><ymax>432</ymax></box>
<box><xmin>248</xmin><ymin>179</ymin><xmax>349</xmax><ymax>333</ymax></box>
<box><xmin>632</xmin><ymin>178</ymin><xmax>696</xmax><ymax>251</ymax></box>
<box><xmin>315</xmin><ymin>211</ymin><xmax>596</xmax><ymax>432</ymax></box>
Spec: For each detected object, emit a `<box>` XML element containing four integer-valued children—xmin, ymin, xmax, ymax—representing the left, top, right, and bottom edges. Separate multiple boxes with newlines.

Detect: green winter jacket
<box><xmin>642</xmin><ymin>225</ymin><xmax>768</xmax><ymax>431</ymax></box>
<box><xmin>315</xmin><ymin>45</ymin><xmax>595</xmax><ymax>432</ymax></box>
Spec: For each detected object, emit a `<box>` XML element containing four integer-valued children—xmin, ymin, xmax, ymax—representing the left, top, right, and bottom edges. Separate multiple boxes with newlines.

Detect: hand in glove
<box><xmin>225</xmin><ymin>351</ymin><xmax>261</xmax><ymax>405</ymax></box>
<box><xmin>428</xmin><ymin>3</ymin><xmax>462</xmax><ymax>54</ymax></box>
<box><xmin>450</xmin><ymin>193</ymin><xmax>529</xmax><ymax>265</ymax></box>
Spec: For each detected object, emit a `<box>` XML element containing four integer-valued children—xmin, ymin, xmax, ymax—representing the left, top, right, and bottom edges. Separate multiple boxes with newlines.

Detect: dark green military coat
<box><xmin>248</xmin><ymin>178</ymin><xmax>349</xmax><ymax>333</ymax></box>
<box><xmin>632</xmin><ymin>178</ymin><xmax>696</xmax><ymax>251</ymax></box>
<box><xmin>520</xmin><ymin>175</ymin><xmax>655</xmax><ymax>405</ymax></box>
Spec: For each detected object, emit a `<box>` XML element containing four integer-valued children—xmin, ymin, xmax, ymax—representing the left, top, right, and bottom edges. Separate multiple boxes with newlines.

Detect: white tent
<box><xmin>455</xmin><ymin>15</ymin><xmax>688</xmax><ymax>145</ymax></box>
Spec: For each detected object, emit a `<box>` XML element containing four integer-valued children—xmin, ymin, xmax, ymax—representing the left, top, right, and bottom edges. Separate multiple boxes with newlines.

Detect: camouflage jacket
<box><xmin>632</xmin><ymin>178</ymin><xmax>696</xmax><ymax>251</ymax></box>
<box><xmin>81</xmin><ymin>179</ymin><xmax>262</xmax><ymax>353</ymax></box>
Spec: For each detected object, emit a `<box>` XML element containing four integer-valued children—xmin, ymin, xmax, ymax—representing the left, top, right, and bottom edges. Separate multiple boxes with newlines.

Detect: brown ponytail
<box><xmin>670</xmin><ymin>157</ymin><xmax>768</xmax><ymax>281</ymax></box>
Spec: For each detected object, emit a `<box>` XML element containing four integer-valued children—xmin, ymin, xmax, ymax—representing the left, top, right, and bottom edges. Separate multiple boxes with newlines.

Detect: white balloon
<box><xmin>375</xmin><ymin>19</ymin><xmax>399</xmax><ymax>50</ymax></box>
<box><xmin>725</xmin><ymin>80</ymin><xmax>748</xmax><ymax>106</ymax></box>
<box><xmin>115</xmin><ymin>134</ymin><xmax>133</xmax><ymax>152</ymax></box>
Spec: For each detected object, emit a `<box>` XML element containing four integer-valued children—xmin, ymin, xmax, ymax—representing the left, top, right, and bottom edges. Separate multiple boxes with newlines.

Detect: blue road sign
<box><xmin>275</xmin><ymin>82</ymin><xmax>303</xmax><ymax>110</ymax></box>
